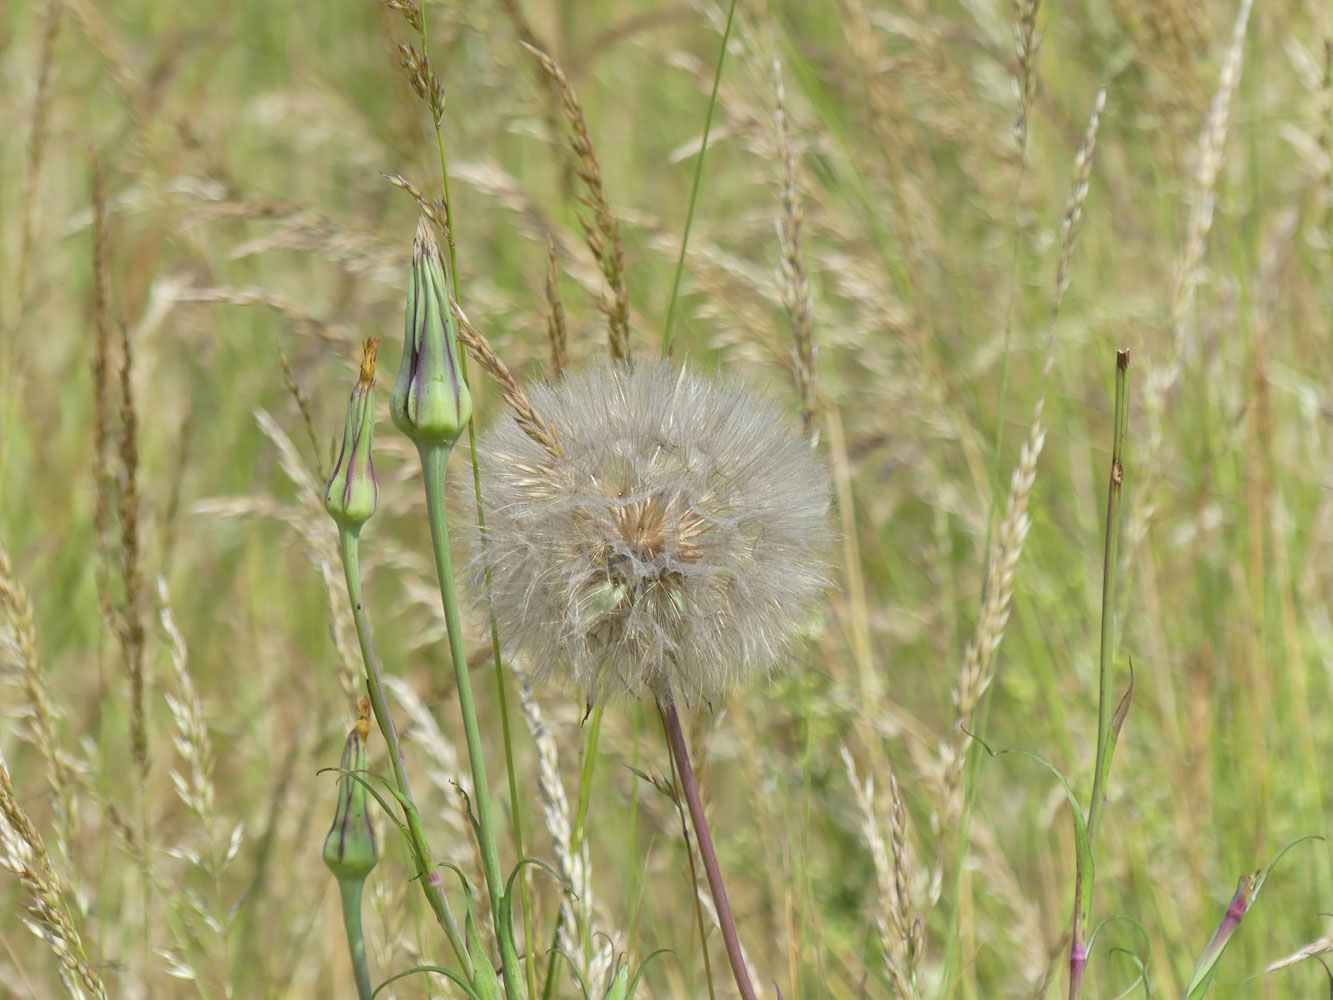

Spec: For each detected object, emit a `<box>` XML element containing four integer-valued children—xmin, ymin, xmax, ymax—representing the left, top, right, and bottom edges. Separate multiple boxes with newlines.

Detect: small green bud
<box><xmin>323</xmin><ymin>709</ymin><xmax>378</xmax><ymax>882</ymax></box>
<box><xmin>324</xmin><ymin>339</ymin><xmax>380</xmax><ymax>530</ymax></box>
<box><xmin>390</xmin><ymin>219</ymin><xmax>472</xmax><ymax>448</ymax></box>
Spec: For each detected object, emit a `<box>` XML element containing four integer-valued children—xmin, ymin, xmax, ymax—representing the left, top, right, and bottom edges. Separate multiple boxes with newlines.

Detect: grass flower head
<box><xmin>470</xmin><ymin>361</ymin><xmax>831</xmax><ymax>704</ymax></box>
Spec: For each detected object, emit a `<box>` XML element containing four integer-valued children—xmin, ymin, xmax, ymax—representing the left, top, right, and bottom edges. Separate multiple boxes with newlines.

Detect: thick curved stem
<box><xmin>337</xmin><ymin>877</ymin><xmax>373</xmax><ymax>1000</ymax></box>
<box><xmin>657</xmin><ymin>696</ymin><xmax>758</xmax><ymax>1000</ymax></box>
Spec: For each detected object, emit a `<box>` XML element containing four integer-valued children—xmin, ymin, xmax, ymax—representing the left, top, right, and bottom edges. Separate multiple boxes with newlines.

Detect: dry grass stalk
<box><xmin>116</xmin><ymin>312</ymin><xmax>149</xmax><ymax>780</ymax></box>
<box><xmin>0</xmin><ymin>545</ymin><xmax>75</xmax><ymax>848</ymax></box>
<box><xmin>278</xmin><ymin>349</ymin><xmax>327</xmax><ymax>482</ymax></box>
<box><xmin>66</xmin><ymin>0</ymin><xmax>233</xmax><ymax>192</ymax></box>
<box><xmin>1013</xmin><ymin>0</ymin><xmax>1043</xmax><ymax>152</ymax></box>
<box><xmin>496</xmin><ymin>0</ymin><xmax>577</xmax><ymax>200</ymax></box>
<box><xmin>937</xmin><ymin>88</ymin><xmax>1107</xmax><ymax>843</ymax></box>
<box><xmin>1169</xmin><ymin>0</ymin><xmax>1253</xmax><ymax>340</ymax></box>
<box><xmin>91</xmin><ymin>157</ymin><xmax>115</xmax><ymax>635</ymax></box>
<box><xmin>380</xmin><ymin>675</ymin><xmax>470</xmax><ymax>847</ymax></box>
<box><xmin>383</xmin><ymin>172</ymin><xmax>449</xmax><ymax>237</ymax></box>
<box><xmin>838</xmin><ymin>0</ymin><xmax>926</xmax><ymax>318</ymax></box>
<box><xmin>64</xmin><ymin>0</ymin><xmax>148</xmax><ymax>127</ymax></box>
<box><xmin>773</xmin><ymin>56</ymin><xmax>818</xmax><ymax>440</ymax></box>
<box><xmin>521</xmin><ymin>41</ymin><xmax>631</xmax><ymax>362</ymax></box>
<box><xmin>450</xmin><ymin>299</ymin><xmax>562</xmax><ymax>456</ymax></box>
<box><xmin>378</xmin><ymin>0</ymin><xmax>422</xmax><ymax>34</ymax></box>
<box><xmin>1133</xmin><ymin>0</ymin><xmax>1253</xmax><ymax>555</ymax></box>
<box><xmin>157</xmin><ymin>577</ymin><xmax>217</xmax><ymax>838</ymax></box>
<box><xmin>514</xmin><ymin>678</ymin><xmax>614</xmax><ymax>988</ymax></box>
<box><xmin>1322</xmin><ymin>40</ymin><xmax>1333</xmax><ymax>229</ymax></box>
<box><xmin>16</xmin><ymin>0</ymin><xmax>63</xmax><ymax>322</ymax></box>
<box><xmin>544</xmin><ymin>237</ymin><xmax>569</xmax><ymax>378</ymax></box>
<box><xmin>215</xmin><ymin>205</ymin><xmax>400</xmax><ymax>286</ymax></box>
<box><xmin>1050</xmin><ymin>90</ymin><xmax>1106</xmax><ymax>328</ymax></box>
<box><xmin>172</xmin><ymin>284</ymin><xmax>348</xmax><ymax>345</ymax></box>
<box><xmin>0</xmin><ymin>747</ymin><xmax>107</xmax><ymax>1000</ymax></box>
<box><xmin>449</xmin><ymin>159</ymin><xmax>638</xmax><ymax>322</ymax></box>
<box><xmin>842</xmin><ymin>747</ymin><xmax>921</xmax><ymax>999</ymax></box>
<box><xmin>936</xmin><ymin>419</ymin><xmax>1041</xmax><ymax>811</ymax></box>
<box><xmin>157</xmin><ymin>577</ymin><xmax>244</xmax><ymax>995</ymax></box>
<box><xmin>397</xmin><ymin>41</ymin><xmax>444</xmax><ymax>126</ymax></box>
<box><xmin>195</xmin><ymin>411</ymin><xmax>362</xmax><ymax>700</ymax></box>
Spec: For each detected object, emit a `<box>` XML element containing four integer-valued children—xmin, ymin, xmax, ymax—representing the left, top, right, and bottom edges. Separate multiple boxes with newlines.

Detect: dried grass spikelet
<box><xmin>468</xmin><ymin>362</ymin><xmax>831</xmax><ymax>704</ymax></box>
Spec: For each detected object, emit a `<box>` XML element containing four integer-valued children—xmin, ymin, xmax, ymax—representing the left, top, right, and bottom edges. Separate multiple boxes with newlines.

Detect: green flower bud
<box><xmin>324</xmin><ymin>339</ymin><xmax>381</xmax><ymax>530</ymax></box>
<box><xmin>390</xmin><ymin>219</ymin><xmax>472</xmax><ymax>448</ymax></box>
<box><xmin>323</xmin><ymin>716</ymin><xmax>378</xmax><ymax>882</ymax></box>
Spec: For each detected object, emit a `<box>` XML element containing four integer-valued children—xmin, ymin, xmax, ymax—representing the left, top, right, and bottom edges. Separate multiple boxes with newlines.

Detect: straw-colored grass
<box><xmin>3</xmin><ymin>0</ymin><xmax>1332</xmax><ymax>996</ymax></box>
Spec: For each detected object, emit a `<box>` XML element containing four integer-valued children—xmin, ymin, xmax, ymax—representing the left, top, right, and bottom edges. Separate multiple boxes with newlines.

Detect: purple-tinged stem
<box><xmin>658</xmin><ymin>696</ymin><xmax>758</xmax><ymax>1000</ymax></box>
<box><xmin>1068</xmin><ymin>936</ymin><xmax>1087</xmax><ymax>1000</ymax></box>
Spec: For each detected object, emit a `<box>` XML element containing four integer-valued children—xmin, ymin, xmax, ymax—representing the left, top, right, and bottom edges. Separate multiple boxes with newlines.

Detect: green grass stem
<box><xmin>662</xmin><ymin>0</ymin><xmax>738</xmax><ymax>357</ymax></box>
<box><xmin>418</xmin><ymin>443</ymin><xmax>528</xmax><ymax>1000</ymax></box>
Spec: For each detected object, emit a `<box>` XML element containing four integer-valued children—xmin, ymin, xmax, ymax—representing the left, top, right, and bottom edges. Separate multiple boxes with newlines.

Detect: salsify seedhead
<box><xmin>468</xmin><ymin>362</ymin><xmax>831</xmax><ymax>704</ymax></box>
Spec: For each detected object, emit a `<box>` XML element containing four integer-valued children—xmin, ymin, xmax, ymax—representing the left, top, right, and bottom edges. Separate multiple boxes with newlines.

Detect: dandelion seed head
<box><xmin>468</xmin><ymin>362</ymin><xmax>831</xmax><ymax>703</ymax></box>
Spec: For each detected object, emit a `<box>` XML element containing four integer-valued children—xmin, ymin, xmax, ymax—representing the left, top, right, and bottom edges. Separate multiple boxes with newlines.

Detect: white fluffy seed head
<box><xmin>467</xmin><ymin>361</ymin><xmax>832</xmax><ymax>704</ymax></box>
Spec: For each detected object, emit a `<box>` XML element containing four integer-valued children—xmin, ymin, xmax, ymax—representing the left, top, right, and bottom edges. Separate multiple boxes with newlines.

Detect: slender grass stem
<box><xmin>337</xmin><ymin>877</ymin><xmax>374</xmax><ymax>1000</ymax></box>
<box><xmin>1070</xmin><ymin>349</ymin><xmax>1131</xmax><ymax>1000</ymax></box>
<box><xmin>662</xmin><ymin>0</ymin><xmax>738</xmax><ymax>357</ymax></box>
<box><xmin>1086</xmin><ymin>349</ymin><xmax>1130</xmax><ymax>847</ymax></box>
<box><xmin>658</xmin><ymin>696</ymin><xmax>758</xmax><ymax>1000</ymax></box>
<box><xmin>627</xmin><ymin>703</ymin><xmax>642</xmax><ymax>948</ymax></box>
<box><xmin>572</xmin><ymin>706</ymin><xmax>603</xmax><ymax>853</ymax></box>
<box><xmin>543</xmin><ymin>702</ymin><xmax>605</xmax><ymax>999</ymax></box>
<box><xmin>336</xmin><ymin>525</ymin><xmax>474</xmax><ymax>980</ymax></box>
<box><xmin>417</xmin><ymin>444</ymin><xmax>527</xmax><ymax>1000</ymax></box>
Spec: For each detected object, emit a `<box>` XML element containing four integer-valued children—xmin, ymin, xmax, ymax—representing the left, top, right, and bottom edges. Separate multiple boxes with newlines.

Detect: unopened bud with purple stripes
<box><xmin>324</xmin><ymin>339</ymin><xmax>380</xmax><ymax>531</ymax></box>
<box><xmin>390</xmin><ymin>219</ymin><xmax>471</xmax><ymax>448</ymax></box>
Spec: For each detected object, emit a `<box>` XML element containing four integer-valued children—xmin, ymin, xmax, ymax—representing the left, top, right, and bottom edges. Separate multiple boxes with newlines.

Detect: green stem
<box><xmin>337</xmin><ymin>526</ymin><xmax>473</xmax><ymax>981</ymax></box>
<box><xmin>539</xmin><ymin>909</ymin><xmax>564</xmax><ymax>1000</ymax></box>
<box><xmin>627</xmin><ymin>702</ymin><xmax>642</xmax><ymax>949</ymax></box>
<box><xmin>418</xmin><ymin>17</ymin><xmax>535</xmax><ymax>990</ymax></box>
<box><xmin>338</xmin><ymin>878</ymin><xmax>374</xmax><ymax>1000</ymax></box>
<box><xmin>1086</xmin><ymin>349</ymin><xmax>1130</xmax><ymax>847</ymax></box>
<box><xmin>572</xmin><ymin>706</ymin><xmax>603</xmax><ymax>852</ymax></box>
<box><xmin>417</xmin><ymin>444</ymin><xmax>527</xmax><ymax>999</ymax></box>
<box><xmin>662</xmin><ymin>0</ymin><xmax>739</xmax><ymax>357</ymax></box>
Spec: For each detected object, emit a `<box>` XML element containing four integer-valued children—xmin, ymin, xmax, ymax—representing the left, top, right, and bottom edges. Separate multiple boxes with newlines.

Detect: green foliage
<box><xmin>4</xmin><ymin>0</ymin><xmax>1333</xmax><ymax>997</ymax></box>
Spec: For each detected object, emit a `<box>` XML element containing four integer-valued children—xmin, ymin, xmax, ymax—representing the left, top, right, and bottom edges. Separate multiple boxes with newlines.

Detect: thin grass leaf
<box><xmin>371</xmin><ymin>966</ymin><xmax>484</xmax><ymax>1000</ymax></box>
<box><xmin>1107</xmin><ymin>948</ymin><xmax>1151</xmax><ymax>1000</ymax></box>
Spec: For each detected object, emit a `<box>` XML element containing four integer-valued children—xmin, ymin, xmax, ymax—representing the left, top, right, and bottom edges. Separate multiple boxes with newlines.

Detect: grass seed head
<box><xmin>469</xmin><ymin>361</ymin><xmax>832</xmax><ymax>704</ymax></box>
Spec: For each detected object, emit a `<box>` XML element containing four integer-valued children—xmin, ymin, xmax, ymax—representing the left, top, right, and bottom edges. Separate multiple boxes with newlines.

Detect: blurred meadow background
<box><xmin>3</xmin><ymin>0</ymin><xmax>1333</xmax><ymax>996</ymax></box>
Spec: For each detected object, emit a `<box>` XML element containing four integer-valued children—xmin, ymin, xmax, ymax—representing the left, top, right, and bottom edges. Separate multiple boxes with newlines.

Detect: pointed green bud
<box><xmin>323</xmin><ymin>709</ymin><xmax>379</xmax><ymax>882</ymax></box>
<box><xmin>390</xmin><ymin>219</ymin><xmax>472</xmax><ymax>448</ymax></box>
<box><xmin>324</xmin><ymin>339</ymin><xmax>380</xmax><ymax>530</ymax></box>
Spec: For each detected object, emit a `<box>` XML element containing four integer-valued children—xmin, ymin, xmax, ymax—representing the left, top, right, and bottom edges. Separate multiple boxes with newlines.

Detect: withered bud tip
<box><xmin>355</xmin><ymin>695</ymin><xmax>372</xmax><ymax>739</ymax></box>
<box><xmin>413</xmin><ymin>216</ymin><xmax>441</xmax><ymax>262</ymax></box>
<box><xmin>359</xmin><ymin>338</ymin><xmax>380</xmax><ymax>387</ymax></box>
